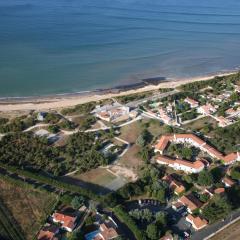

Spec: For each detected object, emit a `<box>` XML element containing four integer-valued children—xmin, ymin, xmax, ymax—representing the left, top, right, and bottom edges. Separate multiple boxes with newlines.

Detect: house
<box><xmin>186</xmin><ymin>215</ymin><xmax>208</xmax><ymax>231</ymax></box>
<box><xmin>37</xmin><ymin>112</ymin><xmax>47</xmax><ymax>121</ymax></box>
<box><xmin>184</xmin><ymin>97</ymin><xmax>199</xmax><ymax>108</ymax></box>
<box><xmin>214</xmin><ymin>188</ymin><xmax>225</xmax><ymax>195</ymax></box>
<box><xmin>85</xmin><ymin>222</ymin><xmax>118</xmax><ymax>240</ymax></box>
<box><xmin>172</xmin><ymin>202</ymin><xmax>185</xmax><ymax>212</ymax></box>
<box><xmin>215</xmin><ymin>116</ymin><xmax>231</xmax><ymax>127</ymax></box>
<box><xmin>52</xmin><ymin>212</ymin><xmax>77</xmax><ymax>232</ymax></box>
<box><xmin>93</xmin><ymin>103</ymin><xmax>130</xmax><ymax>123</ymax></box>
<box><xmin>156</xmin><ymin>155</ymin><xmax>205</xmax><ymax>174</ymax></box>
<box><xmin>226</xmin><ymin>107</ymin><xmax>240</xmax><ymax>118</ymax></box>
<box><xmin>223</xmin><ymin>153</ymin><xmax>240</xmax><ymax>165</ymax></box>
<box><xmin>38</xmin><ymin>225</ymin><xmax>59</xmax><ymax>240</ymax></box>
<box><xmin>158</xmin><ymin>108</ymin><xmax>173</xmax><ymax>125</ymax></box>
<box><xmin>197</xmin><ymin>104</ymin><xmax>216</xmax><ymax>116</ymax></box>
<box><xmin>162</xmin><ymin>175</ymin><xmax>185</xmax><ymax>195</ymax></box>
<box><xmin>222</xmin><ymin>176</ymin><xmax>235</xmax><ymax>188</ymax></box>
<box><xmin>178</xmin><ymin>195</ymin><xmax>203</xmax><ymax>213</ymax></box>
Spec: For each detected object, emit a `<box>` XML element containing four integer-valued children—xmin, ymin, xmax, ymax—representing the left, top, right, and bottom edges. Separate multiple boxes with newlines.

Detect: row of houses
<box><xmin>154</xmin><ymin>134</ymin><xmax>240</xmax><ymax>173</ymax></box>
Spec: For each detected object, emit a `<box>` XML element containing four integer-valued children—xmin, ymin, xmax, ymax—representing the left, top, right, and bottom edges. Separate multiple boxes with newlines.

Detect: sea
<box><xmin>1</xmin><ymin>0</ymin><xmax>240</xmax><ymax>97</ymax></box>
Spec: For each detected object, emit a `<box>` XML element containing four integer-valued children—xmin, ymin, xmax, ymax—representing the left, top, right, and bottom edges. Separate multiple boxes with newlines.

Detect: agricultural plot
<box><xmin>0</xmin><ymin>179</ymin><xmax>57</xmax><ymax>240</ymax></box>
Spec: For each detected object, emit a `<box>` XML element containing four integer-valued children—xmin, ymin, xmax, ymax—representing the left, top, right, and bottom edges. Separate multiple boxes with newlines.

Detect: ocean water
<box><xmin>1</xmin><ymin>0</ymin><xmax>240</xmax><ymax>97</ymax></box>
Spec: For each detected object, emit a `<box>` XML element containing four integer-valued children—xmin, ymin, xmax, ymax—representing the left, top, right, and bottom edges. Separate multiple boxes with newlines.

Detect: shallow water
<box><xmin>0</xmin><ymin>0</ymin><xmax>240</xmax><ymax>97</ymax></box>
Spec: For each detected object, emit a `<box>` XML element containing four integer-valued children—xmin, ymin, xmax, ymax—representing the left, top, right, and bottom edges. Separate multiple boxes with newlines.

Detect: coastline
<box><xmin>0</xmin><ymin>70</ymin><xmax>237</xmax><ymax>112</ymax></box>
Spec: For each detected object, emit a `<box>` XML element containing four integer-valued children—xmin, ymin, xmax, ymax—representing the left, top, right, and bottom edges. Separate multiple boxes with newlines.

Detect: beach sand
<box><xmin>0</xmin><ymin>71</ymin><xmax>237</xmax><ymax>113</ymax></box>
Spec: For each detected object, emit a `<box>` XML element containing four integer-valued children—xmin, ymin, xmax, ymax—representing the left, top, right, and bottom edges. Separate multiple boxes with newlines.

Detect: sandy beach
<box><xmin>0</xmin><ymin>71</ymin><xmax>237</xmax><ymax>113</ymax></box>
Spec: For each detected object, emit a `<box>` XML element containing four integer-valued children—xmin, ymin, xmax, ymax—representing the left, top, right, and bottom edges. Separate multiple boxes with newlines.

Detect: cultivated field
<box><xmin>0</xmin><ymin>179</ymin><xmax>57</xmax><ymax>240</ymax></box>
<box><xmin>210</xmin><ymin>220</ymin><xmax>240</xmax><ymax>240</ymax></box>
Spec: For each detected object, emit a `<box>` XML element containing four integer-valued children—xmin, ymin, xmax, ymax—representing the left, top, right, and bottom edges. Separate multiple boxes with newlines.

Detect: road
<box><xmin>192</xmin><ymin>210</ymin><xmax>240</xmax><ymax>240</ymax></box>
<box><xmin>126</xmin><ymin>89</ymin><xmax>179</xmax><ymax>108</ymax></box>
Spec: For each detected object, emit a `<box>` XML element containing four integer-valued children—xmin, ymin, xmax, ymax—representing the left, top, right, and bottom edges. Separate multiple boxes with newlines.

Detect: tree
<box><xmin>231</xmin><ymin>167</ymin><xmax>240</xmax><ymax>180</ymax></box>
<box><xmin>202</xmin><ymin>196</ymin><xmax>231</xmax><ymax>223</ymax></box>
<box><xmin>155</xmin><ymin>212</ymin><xmax>167</xmax><ymax>227</ymax></box>
<box><xmin>197</xmin><ymin>171</ymin><xmax>213</xmax><ymax>186</ymax></box>
<box><xmin>136</xmin><ymin>134</ymin><xmax>146</xmax><ymax>147</ymax></box>
<box><xmin>71</xmin><ymin>196</ymin><xmax>84</xmax><ymax>209</ymax></box>
<box><xmin>146</xmin><ymin>224</ymin><xmax>159</xmax><ymax>240</ymax></box>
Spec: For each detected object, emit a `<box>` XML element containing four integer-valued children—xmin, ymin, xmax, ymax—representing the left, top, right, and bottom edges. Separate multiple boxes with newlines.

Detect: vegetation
<box><xmin>202</xmin><ymin>196</ymin><xmax>231</xmax><ymax>223</ymax></box>
<box><xmin>61</xmin><ymin>102</ymin><xmax>96</xmax><ymax>115</ymax></box>
<box><xmin>0</xmin><ymin>116</ymin><xmax>36</xmax><ymax>133</ymax></box>
<box><xmin>113</xmin><ymin>205</ymin><xmax>144</xmax><ymax>240</ymax></box>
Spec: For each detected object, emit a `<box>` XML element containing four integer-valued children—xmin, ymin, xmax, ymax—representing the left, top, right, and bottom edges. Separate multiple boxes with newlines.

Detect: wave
<box><xmin>107</xmin><ymin>15</ymin><xmax>240</xmax><ymax>26</ymax></box>
<box><xmin>87</xmin><ymin>5</ymin><xmax>240</xmax><ymax>18</ymax></box>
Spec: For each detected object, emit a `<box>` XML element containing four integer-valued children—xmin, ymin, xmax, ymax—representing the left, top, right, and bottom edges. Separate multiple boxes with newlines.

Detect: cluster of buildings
<box><xmin>38</xmin><ymin>206</ymin><xmax>86</xmax><ymax>240</ymax></box>
<box><xmin>93</xmin><ymin>103</ymin><xmax>137</xmax><ymax>123</ymax></box>
<box><xmin>154</xmin><ymin>134</ymin><xmax>240</xmax><ymax>173</ymax></box>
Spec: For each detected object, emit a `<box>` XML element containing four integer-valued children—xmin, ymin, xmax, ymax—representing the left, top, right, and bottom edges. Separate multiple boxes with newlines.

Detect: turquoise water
<box><xmin>1</xmin><ymin>0</ymin><xmax>240</xmax><ymax>97</ymax></box>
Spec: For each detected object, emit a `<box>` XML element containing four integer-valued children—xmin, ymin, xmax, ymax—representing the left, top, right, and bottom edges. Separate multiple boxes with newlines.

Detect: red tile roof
<box><xmin>186</xmin><ymin>215</ymin><xmax>208</xmax><ymax>230</ymax></box>
<box><xmin>53</xmin><ymin>212</ymin><xmax>77</xmax><ymax>230</ymax></box>
<box><xmin>178</xmin><ymin>195</ymin><xmax>203</xmax><ymax>211</ymax></box>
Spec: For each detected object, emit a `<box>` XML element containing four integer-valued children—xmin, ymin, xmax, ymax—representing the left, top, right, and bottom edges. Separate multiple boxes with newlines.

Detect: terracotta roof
<box><xmin>178</xmin><ymin>195</ymin><xmax>202</xmax><ymax>211</ymax></box>
<box><xmin>185</xmin><ymin>97</ymin><xmax>199</xmax><ymax>106</ymax></box>
<box><xmin>157</xmin><ymin>155</ymin><xmax>204</xmax><ymax>170</ymax></box>
<box><xmin>155</xmin><ymin>135</ymin><xmax>172</xmax><ymax>152</ymax></box>
<box><xmin>222</xmin><ymin>177</ymin><xmax>235</xmax><ymax>187</ymax></box>
<box><xmin>223</xmin><ymin>153</ymin><xmax>238</xmax><ymax>164</ymax></box>
<box><xmin>99</xmin><ymin>223</ymin><xmax>118</xmax><ymax>240</ymax></box>
<box><xmin>38</xmin><ymin>226</ymin><xmax>59</xmax><ymax>240</ymax></box>
<box><xmin>162</xmin><ymin>175</ymin><xmax>185</xmax><ymax>194</ymax></box>
<box><xmin>186</xmin><ymin>214</ymin><xmax>208</xmax><ymax>230</ymax></box>
<box><xmin>214</xmin><ymin>188</ymin><xmax>225</xmax><ymax>194</ymax></box>
<box><xmin>53</xmin><ymin>212</ymin><xmax>77</xmax><ymax>230</ymax></box>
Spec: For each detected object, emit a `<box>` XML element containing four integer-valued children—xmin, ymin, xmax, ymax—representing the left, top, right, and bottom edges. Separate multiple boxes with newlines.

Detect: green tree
<box><xmin>71</xmin><ymin>196</ymin><xmax>84</xmax><ymax>209</ymax></box>
<box><xmin>231</xmin><ymin>167</ymin><xmax>240</xmax><ymax>180</ymax></box>
<box><xmin>146</xmin><ymin>224</ymin><xmax>159</xmax><ymax>240</ymax></box>
<box><xmin>197</xmin><ymin>170</ymin><xmax>213</xmax><ymax>186</ymax></box>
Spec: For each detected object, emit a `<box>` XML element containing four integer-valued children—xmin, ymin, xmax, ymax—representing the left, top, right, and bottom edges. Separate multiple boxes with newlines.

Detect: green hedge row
<box><xmin>113</xmin><ymin>205</ymin><xmax>144</xmax><ymax>240</ymax></box>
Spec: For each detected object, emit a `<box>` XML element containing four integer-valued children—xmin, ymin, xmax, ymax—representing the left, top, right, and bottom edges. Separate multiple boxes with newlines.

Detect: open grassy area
<box><xmin>184</xmin><ymin>116</ymin><xmax>218</xmax><ymax>133</ymax></box>
<box><xmin>0</xmin><ymin>179</ymin><xmax>57</xmax><ymax>240</ymax></box>
<box><xmin>75</xmin><ymin>168</ymin><xmax>117</xmax><ymax>186</ymax></box>
<box><xmin>210</xmin><ymin>220</ymin><xmax>240</xmax><ymax>240</ymax></box>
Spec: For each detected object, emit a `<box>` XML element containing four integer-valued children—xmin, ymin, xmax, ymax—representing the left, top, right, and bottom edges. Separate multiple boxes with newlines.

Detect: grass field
<box><xmin>0</xmin><ymin>179</ymin><xmax>57</xmax><ymax>240</ymax></box>
<box><xmin>75</xmin><ymin>168</ymin><xmax>117</xmax><ymax>186</ymax></box>
<box><xmin>210</xmin><ymin>220</ymin><xmax>240</xmax><ymax>240</ymax></box>
<box><xmin>184</xmin><ymin>116</ymin><xmax>218</xmax><ymax>133</ymax></box>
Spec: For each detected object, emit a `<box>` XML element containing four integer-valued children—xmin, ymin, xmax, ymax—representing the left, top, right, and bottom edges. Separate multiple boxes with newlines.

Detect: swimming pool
<box><xmin>85</xmin><ymin>230</ymin><xmax>100</xmax><ymax>240</ymax></box>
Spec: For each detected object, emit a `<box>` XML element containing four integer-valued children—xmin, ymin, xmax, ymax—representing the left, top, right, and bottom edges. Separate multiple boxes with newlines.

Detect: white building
<box><xmin>156</xmin><ymin>155</ymin><xmax>205</xmax><ymax>173</ymax></box>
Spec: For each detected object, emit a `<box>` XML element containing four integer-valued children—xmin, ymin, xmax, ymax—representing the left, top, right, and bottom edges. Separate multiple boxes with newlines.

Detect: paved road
<box><xmin>192</xmin><ymin>210</ymin><xmax>240</xmax><ymax>240</ymax></box>
<box><xmin>126</xmin><ymin>89</ymin><xmax>179</xmax><ymax>108</ymax></box>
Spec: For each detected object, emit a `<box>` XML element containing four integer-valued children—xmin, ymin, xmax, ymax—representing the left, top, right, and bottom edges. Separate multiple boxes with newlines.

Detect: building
<box><xmin>223</xmin><ymin>153</ymin><xmax>240</xmax><ymax>165</ymax></box>
<box><xmin>85</xmin><ymin>222</ymin><xmax>118</xmax><ymax>240</ymax></box>
<box><xmin>156</xmin><ymin>155</ymin><xmax>205</xmax><ymax>173</ymax></box>
<box><xmin>160</xmin><ymin>234</ymin><xmax>173</xmax><ymax>240</ymax></box>
<box><xmin>178</xmin><ymin>195</ymin><xmax>203</xmax><ymax>213</ymax></box>
<box><xmin>186</xmin><ymin>215</ymin><xmax>208</xmax><ymax>231</ymax></box>
<box><xmin>38</xmin><ymin>225</ymin><xmax>59</xmax><ymax>240</ymax></box>
<box><xmin>154</xmin><ymin>134</ymin><xmax>240</xmax><ymax>165</ymax></box>
<box><xmin>214</xmin><ymin>188</ymin><xmax>225</xmax><ymax>195</ymax></box>
<box><xmin>93</xmin><ymin>103</ymin><xmax>130</xmax><ymax>123</ymax></box>
<box><xmin>184</xmin><ymin>97</ymin><xmax>199</xmax><ymax>108</ymax></box>
<box><xmin>158</xmin><ymin>108</ymin><xmax>173</xmax><ymax>125</ymax></box>
<box><xmin>222</xmin><ymin>176</ymin><xmax>235</xmax><ymax>188</ymax></box>
<box><xmin>37</xmin><ymin>112</ymin><xmax>47</xmax><ymax>121</ymax></box>
<box><xmin>162</xmin><ymin>175</ymin><xmax>185</xmax><ymax>195</ymax></box>
<box><xmin>215</xmin><ymin>116</ymin><xmax>231</xmax><ymax>127</ymax></box>
<box><xmin>197</xmin><ymin>104</ymin><xmax>216</xmax><ymax>116</ymax></box>
<box><xmin>52</xmin><ymin>212</ymin><xmax>77</xmax><ymax>232</ymax></box>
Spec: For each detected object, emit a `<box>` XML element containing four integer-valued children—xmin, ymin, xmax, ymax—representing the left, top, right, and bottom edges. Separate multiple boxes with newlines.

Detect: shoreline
<box><xmin>0</xmin><ymin>70</ymin><xmax>238</xmax><ymax>112</ymax></box>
